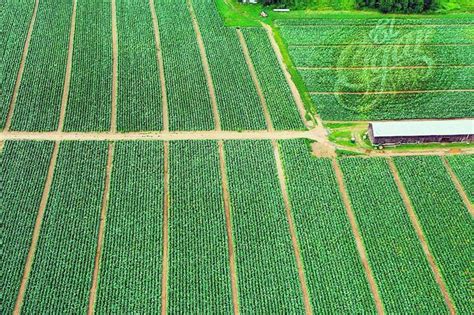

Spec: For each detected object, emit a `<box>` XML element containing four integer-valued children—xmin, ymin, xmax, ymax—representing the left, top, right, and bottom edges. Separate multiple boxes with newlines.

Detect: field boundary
<box><xmin>160</xmin><ymin>141</ymin><xmax>170</xmax><ymax>315</ymax></box>
<box><xmin>388</xmin><ymin>158</ymin><xmax>456</xmax><ymax>314</ymax></box>
<box><xmin>441</xmin><ymin>156</ymin><xmax>474</xmax><ymax>216</ymax></box>
<box><xmin>218</xmin><ymin>141</ymin><xmax>240</xmax><ymax>314</ymax></box>
<box><xmin>3</xmin><ymin>0</ymin><xmax>40</xmax><ymax>131</ymax></box>
<box><xmin>149</xmin><ymin>0</ymin><xmax>169</xmax><ymax>132</ymax></box>
<box><xmin>187</xmin><ymin>0</ymin><xmax>221</xmax><ymax>131</ymax></box>
<box><xmin>236</xmin><ymin>29</ymin><xmax>274</xmax><ymax>131</ymax></box>
<box><xmin>273</xmin><ymin>141</ymin><xmax>313</xmax><ymax>314</ymax></box>
<box><xmin>332</xmin><ymin>159</ymin><xmax>384</xmax><ymax>314</ymax></box>
<box><xmin>310</xmin><ymin>89</ymin><xmax>474</xmax><ymax>95</ymax></box>
<box><xmin>110</xmin><ymin>0</ymin><xmax>118</xmax><ymax>132</ymax></box>
<box><xmin>13</xmin><ymin>141</ymin><xmax>60</xmax><ymax>313</ymax></box>
<box><xmin>57</xmin><ymin>0</ymin><xmax>77</xmax><ymax>132</ymax></box>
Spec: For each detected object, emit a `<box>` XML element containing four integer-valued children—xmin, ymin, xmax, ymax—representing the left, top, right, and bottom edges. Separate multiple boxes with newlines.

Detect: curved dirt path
<box><xmin>332</xmin><ymin>159</ymin><xmax>385</xmax><ymax>315</ymax></box>
<box><xmin>4</xmin><ymin>0</ymin><xmax>40</xmax><ymax>132</ymax></box>
<box><xmin>388</xmin><ymin>158</ymin><xmax>456</xmax><ymax>314</ymax></box>
<box><xmin>14</xmin><ymin>141</ymin><xmax>59</xmax><ymax>314</ymax></box>
<box><xmin>57</xmin><ymin>0</ymin><xmax>77</xmax><ymax>131</ymax></box>
<box><xmin>87</xmin><ymin>142</ymin><xmax>115</xmax><ymax>315</ymax></box>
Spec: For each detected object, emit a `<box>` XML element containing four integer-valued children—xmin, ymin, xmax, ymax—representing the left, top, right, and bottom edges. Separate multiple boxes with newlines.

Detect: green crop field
<box><xmin>1</xmin><ymin>0</ymin><xmax>473</xmax><ymax>313</ymax></box>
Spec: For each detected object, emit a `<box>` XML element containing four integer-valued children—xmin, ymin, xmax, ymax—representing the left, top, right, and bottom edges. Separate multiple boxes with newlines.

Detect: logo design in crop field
<box><xmin>334</xmin><ymin>19</ymin><xmax>447</xmax><ymax>115</ymax></box>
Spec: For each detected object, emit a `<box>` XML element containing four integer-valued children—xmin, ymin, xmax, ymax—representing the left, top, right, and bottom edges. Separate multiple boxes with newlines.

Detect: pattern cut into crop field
<box><xmin>278</xmin><ymin>17</ymin><xmax>474</xmax><ymax>120</ymax></box>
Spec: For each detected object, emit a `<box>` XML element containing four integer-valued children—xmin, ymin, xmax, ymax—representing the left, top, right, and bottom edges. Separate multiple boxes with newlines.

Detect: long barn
<box><xmin>368</xmin><ymin>120</ymin><xmax>474</xmax><ymax>145</ymax></box>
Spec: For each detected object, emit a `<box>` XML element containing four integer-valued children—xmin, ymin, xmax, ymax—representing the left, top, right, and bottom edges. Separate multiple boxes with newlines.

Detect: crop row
<box><xmin>242</xmin><ymin>29</ymin><xmax>304</xmax><ymax>130</ymax></box>
<box><xmin>280</xmin><ymin>139</ymin><xmax>376</xmax><ymax>312</ymax></box>
<box><xmin>312</xmin><ymin>91</ymin><xmax>474</xmax><ymax>121</ymax></box>
<box><xmin>394</xmin><ymin>156</ymin><xmax>473</xmax><ymax>313</ymax></box>
<box><xmin>224</xmin><ymin>140</ymin><xmax>305</xmax><ymax>312</ymax></box>
<box><xmin>1</xmin><ymin>141</ymin><xmax>54</xmax><ymax>313</ymax></box>
<box><xmin>64</xmin><ymin>0</ymin><xmax>112</xmax><ymax>132</ymax></box>
<box><xmin>116</xmin><ymin>0</ymin><xmax>163</xmax><ymax>131</ymax></box>
<box><xmin>193</xmin><ymin>0</ymin><xmax>267</xmax><ymax>130</ymax></box>
<box><xmin>156</xmin><ymin>0</ymin><xmax>215</xmax><ymax>131</ymax></box>
<box><xmin>280</xmin><ymin>25</ymin><xmax>474</xmax><ymax>45</ymax></box>
<box><xmin>22</xmin><ymin>142</ymin><xmax>108</xmax><ymax>312</ymax></box>
<box><xmin>340</xmin><ymin>157</ymin><xmax>447</xmax><ymax>313</ymax></box>
<box><xmin>301</xmin><ymin>67</ymin><xmax>474</xmax><ymax>92</ymax></box>
<box><xmin>446</xmin><ymin>155</ymin><xmax>474</xmax><ymax>202</ymax></box>
<box><xmin>276</xmin><ymin>18</ymin><xmax>474</xmax><ymax>26</ymax></box>
<box><xmin>168</xmin><ymin>141</ymin><xmax>233</xmax><ymax>313</ymax></box>
<box><xmin>96</xmin><ymin>142</ymin><xmax>164</xmax><ymax>312</ymax></box>
<box><xmin>289</xmin><ymin>45</ymin><xmax>474</xmax><ymax>68</ymax></box>
<box><xmin>1</xmin><ymin>0</ymin><xmax>35</xmax><ymax>129</ymax></box>
<box><xmin>10</xmin><ymin>0</ymin><xmax>72</xmax><ymax>131</ymax></box>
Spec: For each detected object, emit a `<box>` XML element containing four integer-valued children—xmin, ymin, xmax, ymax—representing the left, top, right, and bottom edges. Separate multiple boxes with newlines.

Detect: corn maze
<box><xmin>1</xmin><ymin>0</ymin><xmax>473</xmax><ymax>313</ymax></box>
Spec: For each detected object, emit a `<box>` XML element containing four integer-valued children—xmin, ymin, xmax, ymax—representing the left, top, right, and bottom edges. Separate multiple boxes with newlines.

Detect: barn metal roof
<box><xmin>371</xmin><ymin>119</ymin><xmax>474</xmax><ymax>137</ymax></box>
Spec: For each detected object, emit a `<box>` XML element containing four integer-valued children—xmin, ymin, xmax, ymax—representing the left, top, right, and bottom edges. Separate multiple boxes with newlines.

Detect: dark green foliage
<box><xmin>447</xmin><ymin>155</ymin><xmax>474</xmax><ymax>202</ymax></box>
<box><xmin>0</xmin><ymin>141</ymin><xmax>54</xmax><ymax>313</ymax></box>
<box><xmin>394</xmin><ymin>156</ymin><xmax>474</xmax><ymax>313</ymax></box>
<box><xmin>340</xmin><ymin>157</ymin><xmax>447</xmax><ymax>313</ymax></box>
<box><xmin>356</xmin><ymin>0</ymin><xmax>439</xmax><ymax>13</ymax></box>
<box><xmin>1</xmin><ymin>0</ymin><xmax>35</xmax><ymax>129</ymax></box>
<box><xmin>156</xmin><ymin>0</ymin><xmax>215</xmax><ymax>131</ymax></box>
<box><xmin>10</xmin><ymin>0</ymin><xmax>72</xmax><ymax>131</ymax></box>
<box><xmin>22</xmin><ymin>141</ymin><xmax>108</xmax><ymax>312</ymax></box>
<box><xmin>64</xmin><ymin>0</ymin><xmax>112</xmax><ymax>131</ymax></box>
<box><xmin>280</xmin><ymin>140</ymin><xmax>376</xmax><ymax>313</ymax></box>
<box><xmin>224</xmin><ymin>140</ymin><xmax>305</xmax><ymax>313</ymax></box>
<box><xmin>168</xmin><ymin>141</ymin><xmax>233</xmax><ymax>313</ymax></box>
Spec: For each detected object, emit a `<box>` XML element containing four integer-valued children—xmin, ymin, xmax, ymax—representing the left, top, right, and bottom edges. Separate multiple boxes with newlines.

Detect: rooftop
<box><xmin>370</xmin><ymin>119</ymin><xmax>474</xmax><ymax>137</ymax></box>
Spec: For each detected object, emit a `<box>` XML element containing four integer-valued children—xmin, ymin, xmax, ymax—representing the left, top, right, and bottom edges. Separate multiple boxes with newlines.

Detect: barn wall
<box><xmin>372</xmin><ymin>134</ymin><xmax>473</xmax><ymax>145</ymax></box>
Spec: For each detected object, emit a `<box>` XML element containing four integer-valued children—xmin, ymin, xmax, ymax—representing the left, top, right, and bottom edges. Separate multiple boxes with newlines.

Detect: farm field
<box><xmin>1</xmin><ymin>0</ymin><xmax>473</xmax><ymax>313</ymax></box>
<box><xmin>277</xmin><ymin>17</ymin><xmax>474</xmax><ymax>121</ymax></box>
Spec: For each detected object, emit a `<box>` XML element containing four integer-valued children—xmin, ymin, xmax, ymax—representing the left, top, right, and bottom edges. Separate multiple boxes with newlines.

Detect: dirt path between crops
<box><xmin>161</xmin><ymin>141</ymin><xmax>170</xmax><ymax>315</ymax></box>
<box><xmin>3</xmin><ymin>0</ymin><xmax>40</xmax><ymax>132</ymax></box>
<box><xmin>110</xmin><ymin>0</ymin><xmax>118</xmax><ymax>132</ymax></box>
<box><xmin>388</xmin><ymin>158</ymin><xmax>455</xmax><ymax>314</ymax></box>
<box><xmin>261</xmin><ymin>23</ymin><xmax>315</xmax><ymax>128</ymax></box>
<box><xmin>87</xmin><ymin>142</ymin><xmax>114</xmax><ymax>314</ymax></box>
<box><xmin>218</xmin><ymin>141</ymin><xmax>240</xmax><ymax>315</ymax></box>
<box><xmin>332</xmin><ymin>159</ymin><xmax>385</xmax><ymax>314</ymax></box>
<box><xmin>289</xmin><ymin>43</ymin><xmax>474</xmax><ymax>48</ymax></box>
<box><xmin>237</xmin><ymin>29</ymin><xmax>274</xmax><ymax>131</ymax></box>
<box><xmin>442</xmin><ymin>156</ymin><xmax>474</xmax><ymax>217</ymax></box>
<box><xmin>13</xmin><ymin>141</ymin><xmax>59</xmax><ymax>314</ymax></box>
<box><xmin>57</xmin><ymin>0</ymin><xmax>77</xmax><ymax>131</ymax></box>
<box><xmin>310</xmin><ymin>89</ymin><xmax>474</xmax><ymax>95</ymax></box>
<box><xmin>187</xmin><ymin>0</ymin><xmax>221</xmax><ymax>131</ymax></box>
<box><xmin>272</xmin><ymin>140</ymin><xmax>313</xmax><ymax>314</ymax></box>
<box><xmin>298</xmin><ymin>65</ymin><xmax>474</xmax><ymax>71</ymax></box>
<box><xmin>149</xmin><ymin>0</ymin><xmax>169</xmax><ymax>132</ymax></box>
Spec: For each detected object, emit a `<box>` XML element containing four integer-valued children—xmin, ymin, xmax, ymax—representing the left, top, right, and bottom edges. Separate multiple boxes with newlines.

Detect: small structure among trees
<box><xmin>368</xmin><ymin>119</ymin><xmax>474</xmax><ymax>145</ymax></box>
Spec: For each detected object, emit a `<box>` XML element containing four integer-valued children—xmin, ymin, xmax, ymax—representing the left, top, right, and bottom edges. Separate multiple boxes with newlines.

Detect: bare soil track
<box><xmin>442</xmin><ymin>156</ymin><xmax>474</xmax><ymax>216</ymax></box>
<box><xmin>4</xmin><ymin>0</ymin><xmax>40</xmax><ymax>132</ymax></box>
<box><xmin>57</xmin><ymin>0</ymin><xmax>77</xmax><ymax>132</ymax></box>
<box><xmin>332</xmin><ymin>159</ymin><xmax>385</xmax><ymax>315</ymax></box>
<box><xmin>149</xmin><ymin>0</ymin><xmax>169</xmax><ymax>132</ymax></box>
<box><xmin>87</xmin><ymin>142</ymin><xmax>115</xmax><ymax>315</ymax></box>
<box><xmin>13</xmin><ymin>141</ymin><xmax>60</xmax><ymax>314</ymax></box>
<box><xmin>187</xmin><ymin>0</ymin><xmax>221</xmax><ymax>131</ymax></box>
<box><xmin>388</xmin><ymin>159</ymin><xmax>456</xmax><ymax>314</ymax></box>
<box><xmin>218</xmin><ymin>141</ymin><xmax>240</xmax><ymax>315</ymax></box>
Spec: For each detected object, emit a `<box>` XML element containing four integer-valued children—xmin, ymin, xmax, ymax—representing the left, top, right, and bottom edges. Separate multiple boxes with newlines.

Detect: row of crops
<box><xmin>0</xmin><ymin>0</ymin><xmax>35</xmax><ymax>129</ymax></box>
<box><xmin>2</xmin><ymin>140</ymin><xmax>472</xmax><ymax>312</ymax></box>
<box><xmin>277</xmin><ymin>18</ymin><xmax>474</xmax><ymax>120</ymax></box>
